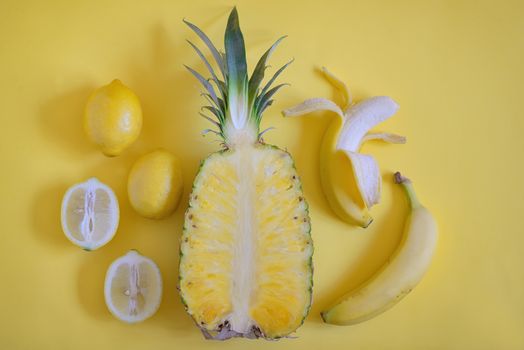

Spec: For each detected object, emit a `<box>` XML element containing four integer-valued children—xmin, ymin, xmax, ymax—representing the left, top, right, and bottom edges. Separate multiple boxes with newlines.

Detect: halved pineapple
<box><xmin>180</xmin><ymin>146</ymin><xmax>312</xmax><ymax>339</ymax></box>
<box><xmin>179</xmin><ymin>9</ymin><xmax>313</xmax><ymax>340</ymax></box>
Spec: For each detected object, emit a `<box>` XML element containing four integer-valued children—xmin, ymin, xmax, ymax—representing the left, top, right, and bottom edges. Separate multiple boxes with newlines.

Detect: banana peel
<box><xmin>283</xmin><ymin>68</ymin><xmax>405</xmax><ymax>227</ymax></box>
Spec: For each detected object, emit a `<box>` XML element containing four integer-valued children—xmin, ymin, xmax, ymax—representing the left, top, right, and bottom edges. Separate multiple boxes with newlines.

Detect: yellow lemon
<box><xmin>128</xmin><ymin>149</ymin><xmax>183</xmax><ymax>219</ymax></box>
<box><xmin>84</xmin><ymin>79</ymin><xmax>142</xmax><ymax>156</ymax></box>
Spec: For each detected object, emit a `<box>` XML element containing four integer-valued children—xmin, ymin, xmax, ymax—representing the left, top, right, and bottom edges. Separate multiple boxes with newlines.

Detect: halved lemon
<box><xmin>104</xmin><ymin>250</ymin><xmax>163</xmax><ymax>323</ymax></box>
<box><xmin>60</xmin><ymin>178</ymin><xmax>119</xmax><ymax>251</ymax></box>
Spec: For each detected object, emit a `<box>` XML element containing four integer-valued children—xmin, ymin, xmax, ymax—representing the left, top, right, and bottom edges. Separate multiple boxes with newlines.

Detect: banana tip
<box><xmin>394</xmin><ymin>171</ymin><xmax>410</xmax><ymax>185</ymax></box>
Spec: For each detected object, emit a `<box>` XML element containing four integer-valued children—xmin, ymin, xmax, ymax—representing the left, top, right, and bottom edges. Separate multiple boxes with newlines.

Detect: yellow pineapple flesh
<box><xmin>180</xmin><ymin>146</ymin><xmax>312</xmax><ymax>339</ymax></box>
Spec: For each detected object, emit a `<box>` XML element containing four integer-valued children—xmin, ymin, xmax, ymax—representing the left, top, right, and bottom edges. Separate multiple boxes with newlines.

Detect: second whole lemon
<box><xmin>128</xmin><ymin>149</ymin><xmax>183</xmax><ymax>219</ymax></box>
<box><xmin>84</xmin><ymin>79</ymin><xmax>142</xmax><ymax>156</ymax></box>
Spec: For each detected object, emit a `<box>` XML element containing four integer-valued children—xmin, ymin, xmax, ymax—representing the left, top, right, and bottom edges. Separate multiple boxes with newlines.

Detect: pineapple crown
<box><xmin>184</xmin><ymin>7</ymin><xmax>292</xmax><ymax>147</ymax></box>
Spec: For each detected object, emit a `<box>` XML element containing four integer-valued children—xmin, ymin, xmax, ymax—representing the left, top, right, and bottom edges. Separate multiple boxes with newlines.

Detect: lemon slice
<box><xmin>61</xmin><ymin>178</ymin><xmax>119</xmax><ymax>251</ymax></box>
<box><xmin>104</xmin><ymin>250</ymin><xmax>163</xmax><ymax>323</ymax></box>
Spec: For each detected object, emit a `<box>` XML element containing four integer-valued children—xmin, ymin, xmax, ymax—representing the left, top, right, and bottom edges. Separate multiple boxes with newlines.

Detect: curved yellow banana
<box><xmin>321</xmin><ymin>172</ymin><xmax>438</xmax><ymax>325</ymax></box>
<box><xmin>283</xmin><ymin>68</ymin><xmax>405</xmax><ymax>227</ymax></box>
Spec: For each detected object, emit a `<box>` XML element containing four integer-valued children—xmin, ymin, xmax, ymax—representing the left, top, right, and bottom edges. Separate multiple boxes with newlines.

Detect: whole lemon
<box><xmin>128</xmin><ymin>149</ymin><xmax>183</xmax><ymax>219</ymax></box>
<box><xmin>84</xmin><ymin>79</ymin><xmax>142</xmax><ymax>156</ymax></box>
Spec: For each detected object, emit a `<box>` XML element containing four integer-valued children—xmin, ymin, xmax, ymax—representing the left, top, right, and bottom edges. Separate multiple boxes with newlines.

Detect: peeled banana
<box><xmin>283</xmin><ymin>68</ymin><xmax>405</xmax><ymax>227</ymax></box>
<box><xmin>321</xmin><ymin>172</ymin><xmax>438</xmax><ymax>325</ymax></box>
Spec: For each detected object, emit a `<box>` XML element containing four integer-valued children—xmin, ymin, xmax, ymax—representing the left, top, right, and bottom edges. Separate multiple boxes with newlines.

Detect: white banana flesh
<box><xmin>321</xmin><ymin>172</ymin><xmax>438</xmax><ymax>325</ymax></box>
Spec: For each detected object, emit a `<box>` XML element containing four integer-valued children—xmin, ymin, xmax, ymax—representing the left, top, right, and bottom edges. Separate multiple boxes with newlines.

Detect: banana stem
<box><xmin>394</xmin><ymin>172</ymin><xmax>421</xmax><ymax>209</ymax></box>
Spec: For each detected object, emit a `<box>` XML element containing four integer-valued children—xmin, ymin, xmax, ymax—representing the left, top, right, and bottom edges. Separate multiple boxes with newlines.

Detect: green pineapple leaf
<box><xmin>186</xmin><ymin>40</ymin><xmax>227</xmax><ymax>99</ymax></box>
<box><xmin>224</xmin><ymin>7</ymin><xmax>248</xmax><ymax>97</ymax></box>
<box><xmin>185</xmin><ymin>7</ymin><xmax>292</xmax><ymax>144</ymax></box>
<box><xmin>255</xmin><ymin>83</ymin><xmax>289</xmax><ymax>121</ymax></box>
<box><xmin>248</xmin><ymin>36</ymin><xmax>286</xmax><ymax>108</ymax></box>
<box><xmin>184</xmin><ymin>65</ymin><xmax>220</xmax><ymax>107</ymax></box>
<box><xmin>259</xmin><ymin>59</ymin><xmax>294</xmax><ymax>101</ymax></box>
<box><xmin>184</xmin><ymin>19</ymin><xmax>227</xmax><ymax>79</ymax></box>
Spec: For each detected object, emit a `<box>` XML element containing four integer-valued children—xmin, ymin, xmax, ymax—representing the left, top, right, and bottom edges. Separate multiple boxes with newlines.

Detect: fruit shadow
<box><xmin>313</xmin><ymin>65</ymin><xmax>369</xmax><ymax>104</ymax></box>
<box><xmin>73</xmin><ymin>153</ymin><xmax>194</xmax><ymax>331</ymax></box>
<box><xmin>39</xmin><ymin>85</ymin><xmax>95</xmax><ymax>156</ymax></box>
<box><xmin>72</xmin><ymin>24</ymin><xmax>204</xmax><ymax>330</ymax></box>
<box><xmin>124</xmin><ymin>24</ymin><xmax>214</xmax><ymax>181</ymax></box>
<box><xmin>309</xmin><ymin>172</ymin><xmax>408</xmax><ymax>323</ymax></box>
<box><xmin>32</xmin><ymin>182</ymin><xmax>73</xmax><ymax>249</ymax></box>
<box><xmin>287</xmin><ymin>106</ymin><xmax>333</xmax><ymax>220</ymax></box>
<box><xmin>78</xmin><ymin>252</ymin><xmax>193</xmax><ymax>332</ymax></box>
<box><xmin>71</xmin><ymin>155</ymin><xmax>136</xmax><ymax>323</ymax></box>
<box><xmin>286</xmin><ymin>67</ymin><xmax>371</xmax><ymax>223</ymax></box>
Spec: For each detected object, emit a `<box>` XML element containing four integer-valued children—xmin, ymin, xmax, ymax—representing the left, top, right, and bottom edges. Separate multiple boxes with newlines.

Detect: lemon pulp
<box><xmin>104</xmin><ymin>250</ymin><xmax>163</xmax><ymax>323</ymax></box>
<box><xmin>60</xmin><ymin>178</ymin><xmax>119</xmax><ymax>251</ymax></box>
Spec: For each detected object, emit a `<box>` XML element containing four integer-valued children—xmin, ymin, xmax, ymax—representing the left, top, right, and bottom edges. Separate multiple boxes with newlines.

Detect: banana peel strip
<box><xmin>282</xmin><ymin>97</ymin><xmax>345</xmax><ymax>119</ymax></box>
<box><xmin>282</xmin><ymin>67</ymin><xmax>405</xmax><ymax>210</ymax></box>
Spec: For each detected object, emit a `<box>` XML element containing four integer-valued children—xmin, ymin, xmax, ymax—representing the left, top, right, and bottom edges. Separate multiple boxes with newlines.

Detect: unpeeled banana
<box><xmin>321</xmin><ymin>172</ymin><xmax>438</xmax><ymax>325</ymax></box>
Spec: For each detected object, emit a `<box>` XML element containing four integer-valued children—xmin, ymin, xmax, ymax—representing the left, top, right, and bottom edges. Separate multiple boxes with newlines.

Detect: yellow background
<box><xmin>1</xmin><ymin>0</ymin><xmax>523</xmax><ymax>349</ymax></box>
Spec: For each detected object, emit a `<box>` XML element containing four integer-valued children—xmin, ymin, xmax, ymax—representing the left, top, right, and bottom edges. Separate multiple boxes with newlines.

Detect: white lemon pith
<box><xmin>60</xmin><ymin>178</ymin><xmax>119</xmax><ymax>251</ymax></box>
<box><xmin>104</xmin><ymin>250</ymin><xmax>163</xmax><ymax>323</ymax></box>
